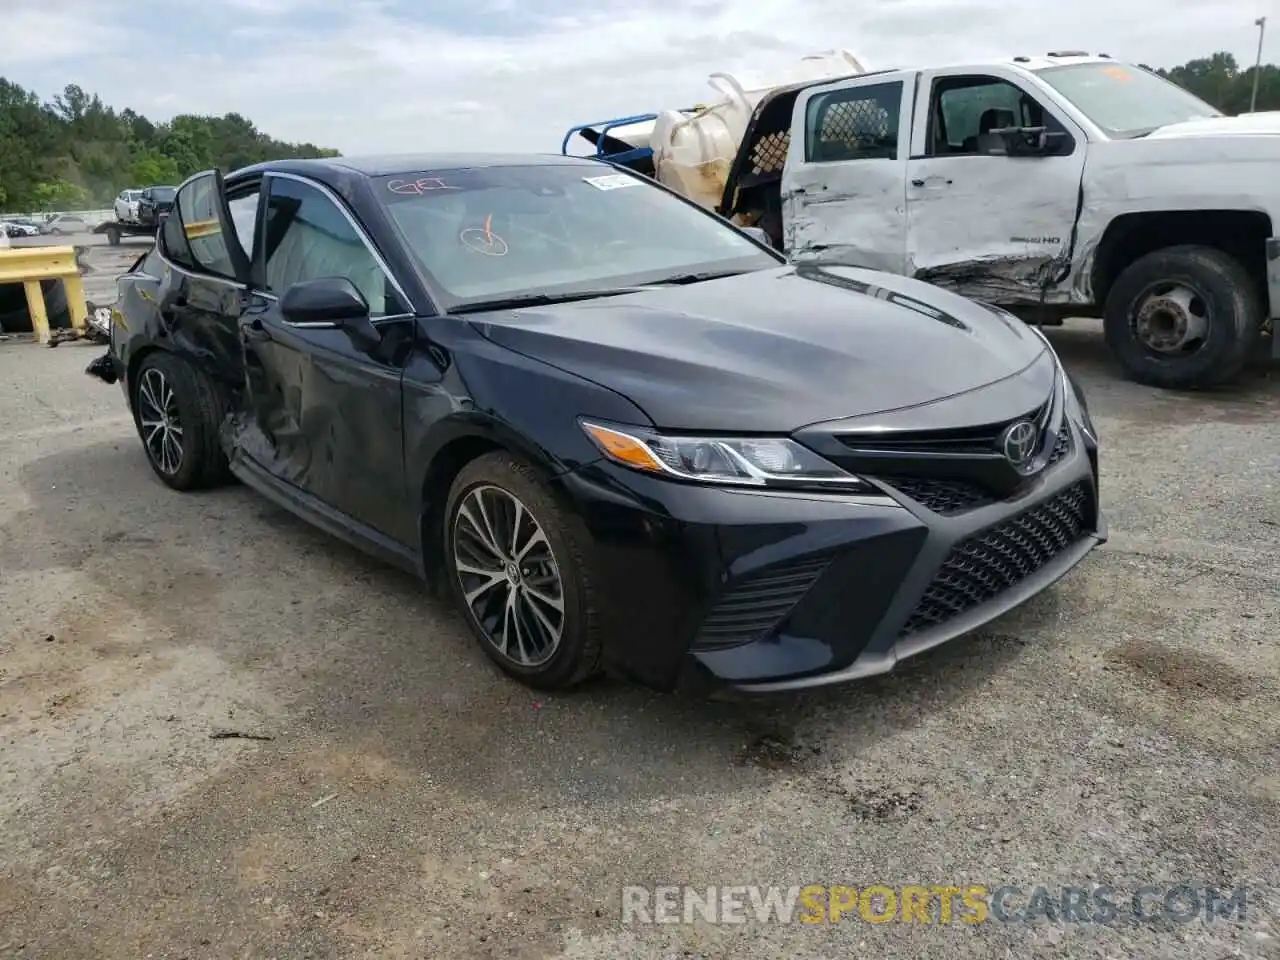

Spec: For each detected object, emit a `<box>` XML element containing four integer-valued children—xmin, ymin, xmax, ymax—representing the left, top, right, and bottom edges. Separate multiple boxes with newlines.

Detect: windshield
<box><xmin>1036</xmin><ymin>62</ymin><xmax>1222</xmax><ymax>138</ymax></box>
<box><xmin>150</xmin><ymin>187</ymin><xmax>176</xmax><ymax>201</ymax></box>
<box><xmin>375</xmin><ymin>164</ymin><xmax>778</xmax><ymax>310</ymax></box>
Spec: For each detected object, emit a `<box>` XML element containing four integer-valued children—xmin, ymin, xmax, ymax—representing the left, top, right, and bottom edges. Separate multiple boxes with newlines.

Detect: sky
<box><xmin>2</xmin><ymin>0</ymin><xmax>1274</xmax><ymax>155</ymax></box>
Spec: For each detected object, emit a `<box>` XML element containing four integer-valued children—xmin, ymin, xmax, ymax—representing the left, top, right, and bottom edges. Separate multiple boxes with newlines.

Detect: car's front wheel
<box><xmin>443</xmin><ymin>452</ymin><xmax>603</xmax><ymax>690</ymax></box>
<box><xmin>1103</xmin><ymin>245</ymin><xmax>1261</xmax><ymax>389</ymax></box>
<box><xmin>132</xmin><ymin>352</ymin><xmax>231</xmax><ymax>491</ymax></box>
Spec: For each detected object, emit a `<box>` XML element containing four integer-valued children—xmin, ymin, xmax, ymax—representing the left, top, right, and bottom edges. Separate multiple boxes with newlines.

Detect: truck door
<box><xmin>903</xmin><ymin>67</ymin><xmax>1087</xmax><ymax>305</ymax></box>
<box><xmin>781</xmin><ymin>71</ymin><xmax>914</xmax><ymax>273</ymax></box>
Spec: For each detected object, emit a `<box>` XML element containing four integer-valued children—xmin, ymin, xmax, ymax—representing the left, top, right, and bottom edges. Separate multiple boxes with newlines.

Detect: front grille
<box><xmin>889</xmin><ymin>478</ymin><xmax>993</xmax><ymax>516</ymax></box>
<box><xmin>880</xmin><ymin>424</ymin><xmax>1074</xmax><ymax>517</ymax></box>
<box><xmin>1046</xmin><ymin>425</ymin><xmax>1071</xmax><ymax>466</ymax></box>
<box><xmin>694</xmin><ymin>555</ymin><xmax>829</xmax><ymax>651</ymax></box>
<box><xmin>837</xmin><ymin>400</ymin><xmax>1049</xmax><ymax>458</ymax></box>
<box><xmin>898</xmin><ymin>482</ymin><xmax>1091</xmax><ymax>636</ymax></box>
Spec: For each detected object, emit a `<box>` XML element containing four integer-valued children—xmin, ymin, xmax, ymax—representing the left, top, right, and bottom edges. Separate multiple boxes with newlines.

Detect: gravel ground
<box><xmin>0</xmin><ymin>309</ymin><xmax>1278</xmax><ymax>959</ymax></box>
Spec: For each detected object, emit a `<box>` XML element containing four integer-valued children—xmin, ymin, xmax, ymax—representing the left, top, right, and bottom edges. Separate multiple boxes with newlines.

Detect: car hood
<box><xmin>1144</xmin><ymin>111</ymin><xmax>1280</xmax><ymax>139</ymax></box>
<box><xmin>466</xmin><ymin>265</ymin><xmax>1047</xmax><ymax>432</ymax></box>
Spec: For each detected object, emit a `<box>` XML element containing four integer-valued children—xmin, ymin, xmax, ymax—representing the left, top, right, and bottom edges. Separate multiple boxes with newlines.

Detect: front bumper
<box><xmin>1267</xmin><ymin>237</ymin><xmax>1280</xmax><ymax>357</ymax></box>
<box><xmin>559</xmin><ymin>421</ymin><xmax>1105</xmax><ymax>693</ymax></box>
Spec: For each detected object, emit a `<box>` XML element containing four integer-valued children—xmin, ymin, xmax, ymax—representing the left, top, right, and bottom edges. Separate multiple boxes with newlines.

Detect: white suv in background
<box><xmin>113</xmin><ymin>189</ymin><xmax>144</xmax><ymax>223</ymax></box>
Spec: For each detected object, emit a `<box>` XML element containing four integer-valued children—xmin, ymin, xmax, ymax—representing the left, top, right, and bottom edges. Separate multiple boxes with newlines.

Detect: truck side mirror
<box><xmin>989</xmin><ymin>126</ymin><xmax>1065</xmax><ymax>158</ymax></box>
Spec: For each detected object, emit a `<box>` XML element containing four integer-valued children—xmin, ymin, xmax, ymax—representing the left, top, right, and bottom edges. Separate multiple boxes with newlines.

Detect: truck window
<box><xmin>804</xmin><ymin>81</ymin><xmax>903</xmax><ymax>163</ymax></box>
<box><xmin>928</xmin><ymin>76</ymin><xmax>1071</xmax><ymax>156</ymax></box>
<box><xmin>1035</xmin><ymin>62</ymin><xmax>1221</xmax><ymax>138</ymax></box>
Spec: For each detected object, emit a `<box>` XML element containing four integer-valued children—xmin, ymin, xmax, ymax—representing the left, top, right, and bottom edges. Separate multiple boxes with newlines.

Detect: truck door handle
<box><xmin>911</xmin><ymin>177</ymin><xmax>953</xmax><ymax>187</ymax></box>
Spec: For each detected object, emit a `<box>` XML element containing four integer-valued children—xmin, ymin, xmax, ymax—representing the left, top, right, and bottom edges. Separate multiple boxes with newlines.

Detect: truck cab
<box><xmin>571</xmin><ymin>53</ymin><xmax>1280</xmax><ymax>389</ymax></box>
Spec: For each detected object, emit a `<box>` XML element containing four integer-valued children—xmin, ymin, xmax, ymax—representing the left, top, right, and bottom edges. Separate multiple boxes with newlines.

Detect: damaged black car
<box><xmin>88</xmin><ymin>153</ymin><xmax>1105</xmax><ymax>693</ymax></box>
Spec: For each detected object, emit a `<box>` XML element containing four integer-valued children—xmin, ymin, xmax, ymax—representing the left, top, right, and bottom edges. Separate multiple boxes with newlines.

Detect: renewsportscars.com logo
<box><xmin>621</xmin><ymin>884</ymin><xmax>1251</xmax><ymax>926</ymax></box>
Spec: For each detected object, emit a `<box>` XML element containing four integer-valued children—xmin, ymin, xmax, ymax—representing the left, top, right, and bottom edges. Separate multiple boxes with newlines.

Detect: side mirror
<box><xmin>740</xmin><ymin>225</ymin><xmax>772</xmax><ymax>247</ymax></box>
<box><xmin>988</xmin><ymin>125</ymin><xmax>1063</xmax><ymax>157</ymax></box>
<box><xmin>280</xmin><ymin>277</ymin><xmax>380</xmax><ymax>349</ymax></box>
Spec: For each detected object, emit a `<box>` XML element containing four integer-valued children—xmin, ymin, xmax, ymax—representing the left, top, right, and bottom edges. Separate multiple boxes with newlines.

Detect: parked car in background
<box><xmin>88</xmin><ymin>154</ymin><xmax>1104</xmax><ymax>694</ymax></box>
<box><xmin>39</xmin><ymin>213</ymin><xmax>89</xmax><ymax>235</ymax></box>
<box><xmin>114</xmin><ymin>189</ymin><xmax>144</xmax><ymax>223</ymax></box>
<box><xmin>1</xmin><ymin>219</ymin><xmax>40</xmax><ymax>238</ymax></box>
<box><xmin>136</xmin><ymin>186</ymin><xmax>177</xmax><ymax>226</ymax></box>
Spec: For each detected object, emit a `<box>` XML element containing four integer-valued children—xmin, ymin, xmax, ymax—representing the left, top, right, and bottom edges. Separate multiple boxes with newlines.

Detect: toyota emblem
<box><xmin>1000</xmin><ymin>420</ymin><xmax>1038</xmax><ymax>468</ymax></box>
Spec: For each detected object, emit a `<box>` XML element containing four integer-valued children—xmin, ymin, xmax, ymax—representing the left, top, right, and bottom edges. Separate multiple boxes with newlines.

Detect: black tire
<box><xmin>131</xmin><ymin>351</ymin><xmax>231</xmax><ymax>491</ymax></box>
<box><xmin>1103</xmin><ymin>245</ymin><xmax>1261</xmax><ymax>390</ymax></box>
<box><xmin>107</xmin><ymin>226</ymin><xmax>121</xmax><ymax>246</ymax></box>
<box><xmin>443</xmin><ymin>451</ymin><xmax>603</xmax><ymax>690</ymax></box>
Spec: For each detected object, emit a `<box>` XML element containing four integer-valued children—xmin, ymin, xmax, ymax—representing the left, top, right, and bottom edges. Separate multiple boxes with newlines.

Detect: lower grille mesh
<box><xmin>899</xmin><ymin>482</ymin><xmax>1091</xmax><ymax>636</ymax></box>
<box><xmin>694</xmin><ymin>556</ymin><xmax>829</xmax><ymax>651</ymax></box>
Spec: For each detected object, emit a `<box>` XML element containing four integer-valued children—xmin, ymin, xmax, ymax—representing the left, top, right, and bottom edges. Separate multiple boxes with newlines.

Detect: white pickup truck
<box><xmin>566</xmin><ymin>52</ymin><xmax>1280</xmax><ymax>389</ymax></box>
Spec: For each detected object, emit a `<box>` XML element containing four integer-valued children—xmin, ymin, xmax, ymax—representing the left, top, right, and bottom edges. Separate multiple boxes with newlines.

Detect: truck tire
<box><xmin>1103</xmin><ymin>245</ymin><xmax>1261</xmax><ymax>390</ymax></box>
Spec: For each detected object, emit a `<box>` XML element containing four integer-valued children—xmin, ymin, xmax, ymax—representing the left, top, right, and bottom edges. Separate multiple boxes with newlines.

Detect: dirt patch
<box><xmin>733</xmin><ymin>728</ymin><xmax>818</xmax><ymax>771</ymax></box>
<box><xmin>1104</xmin><ymin>638</ymin><xmax>1263</xmax><ymax>702</ymax></box>
<box><xmin>820</xmin><ymin>778</ymin><xmax>926</xmax><ymax>822</ymax></box>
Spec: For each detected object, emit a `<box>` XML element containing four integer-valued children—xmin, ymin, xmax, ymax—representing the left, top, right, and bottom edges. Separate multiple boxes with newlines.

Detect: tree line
<box><xmin>0</xmin><ymin>80</ymin><xmax>338</xmax><ymax>213</ymax></box>
<box><xmin>3</xmin><ymin>50</ymin><xmax>1280</xmax><ymax>213</ymax></box>
<box><xmin>1149</xmin><ymin>52</ymin><xmax>1280</xmax><ymax>115</ymax></box>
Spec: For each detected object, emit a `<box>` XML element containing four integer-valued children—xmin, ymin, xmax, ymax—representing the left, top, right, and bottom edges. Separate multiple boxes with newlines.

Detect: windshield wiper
<box><xmin>450</xmin><ymin>288</ymin><xmax>647</xmax><ymax>314</ymax></box>
<box><xmin>641</xmin><ymin>269</ymin><xmax>751</xmax><ymax>286</ymax></box>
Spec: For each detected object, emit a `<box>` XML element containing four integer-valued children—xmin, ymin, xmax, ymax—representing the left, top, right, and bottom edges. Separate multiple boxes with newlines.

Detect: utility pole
<box><xmin>1251</xmin><ymin>16</ymin><xmax>1267</xmax><ymax>113</ymax></box>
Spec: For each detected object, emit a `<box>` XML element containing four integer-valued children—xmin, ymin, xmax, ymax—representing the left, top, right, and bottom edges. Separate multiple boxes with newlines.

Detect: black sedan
<box><xmin>136</xmin><ymin>185</ymin><xmax>177</xmax><ymax>225</ymax></box>
<box><xmin>87</xmin><ymin>153</ymin><xmax>1105</xmax><ymax>693</ymax></box>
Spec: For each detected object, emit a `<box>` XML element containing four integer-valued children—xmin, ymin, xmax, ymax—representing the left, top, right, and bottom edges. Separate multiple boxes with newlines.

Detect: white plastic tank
<box><xmin>651</xmin><ymin>50</ymin><xmax>868</xmax><ymax>209</ymax></box>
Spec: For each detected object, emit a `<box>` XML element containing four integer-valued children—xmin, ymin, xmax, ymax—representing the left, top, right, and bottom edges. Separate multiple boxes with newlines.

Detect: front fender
<box><xmin>402</xmin><ymin>320</ymin><xmax>654</xmax><ymax>578</ymax></box>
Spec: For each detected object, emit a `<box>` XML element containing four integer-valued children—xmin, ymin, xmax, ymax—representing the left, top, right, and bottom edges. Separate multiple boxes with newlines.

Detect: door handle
<box><xmin>911</xmin><ymin>177</ymin><xmax>953</xmax><ymax>187</ymax></box>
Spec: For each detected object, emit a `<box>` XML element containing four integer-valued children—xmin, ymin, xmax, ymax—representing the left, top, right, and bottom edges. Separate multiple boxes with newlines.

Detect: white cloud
<box><xmin>2</xmin><ymin>0</ymin><xmax>1273</xmax><ymax>154</ymax></box>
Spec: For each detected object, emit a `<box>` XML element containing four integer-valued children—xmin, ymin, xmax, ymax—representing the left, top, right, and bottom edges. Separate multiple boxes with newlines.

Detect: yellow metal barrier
<box><xmin>0</xmin><ymin>245</ymin><xmax>89</xmax><ymax>344</ymax></box>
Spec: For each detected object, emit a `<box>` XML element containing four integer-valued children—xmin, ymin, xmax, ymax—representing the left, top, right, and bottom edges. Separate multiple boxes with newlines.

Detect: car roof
<box><xmin>232</xmin><ymin>152</ymin><xmax>601</xmax><ymax>180</ymax></box>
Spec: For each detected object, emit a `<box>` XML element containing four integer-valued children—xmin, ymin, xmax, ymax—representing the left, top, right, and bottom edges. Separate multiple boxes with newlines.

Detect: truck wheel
<box><xmin>1103</xmin><ymin>245</ymin><xmax>1260</xmax><ymax>389</ymax></box>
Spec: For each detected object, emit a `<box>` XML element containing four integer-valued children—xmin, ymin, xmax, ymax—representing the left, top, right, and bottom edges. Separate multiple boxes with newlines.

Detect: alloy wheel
<box><xmin>137</xmin><ymin>366</ymin><xmax>184</xmax><ymax>475</ymax></box>
<box><xmin>452</xmin><ymin>484</ymin><xmax>565</xmax><ymax>667</ymax></box>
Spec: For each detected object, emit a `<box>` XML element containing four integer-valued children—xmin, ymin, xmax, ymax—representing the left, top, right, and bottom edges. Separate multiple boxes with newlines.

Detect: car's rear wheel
<box><xmin>132</xmin><ymin>352</ymin><xmax>231</xmax><ymax>491</ymax></box>
<box><xmin>443</xmin><ymin>452</ymin><xmax>603</xmax><ymax>690</ymax></box>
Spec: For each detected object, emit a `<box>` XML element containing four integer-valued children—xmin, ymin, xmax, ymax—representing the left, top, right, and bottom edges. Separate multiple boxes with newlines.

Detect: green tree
<box><xmin>0</xmin><ymin>77</ymin><xmax>340</xmax><ymax>213</ymax></box>
<box><xmin>32</xmin><ymin>178</ymin><xmax>89</xmax><ymax>211</ymax></box>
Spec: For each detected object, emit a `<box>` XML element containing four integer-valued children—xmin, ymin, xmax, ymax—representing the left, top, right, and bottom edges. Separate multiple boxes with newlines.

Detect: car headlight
<box><xmin>1061</xmin><ymin>366</ymin><xmax>1096</xmax><ymax>442</ymax></box>
<box><xmin>580</xmin><ymin>420</ymin><xmax>870</xmax><ymax>490</ymax></box>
